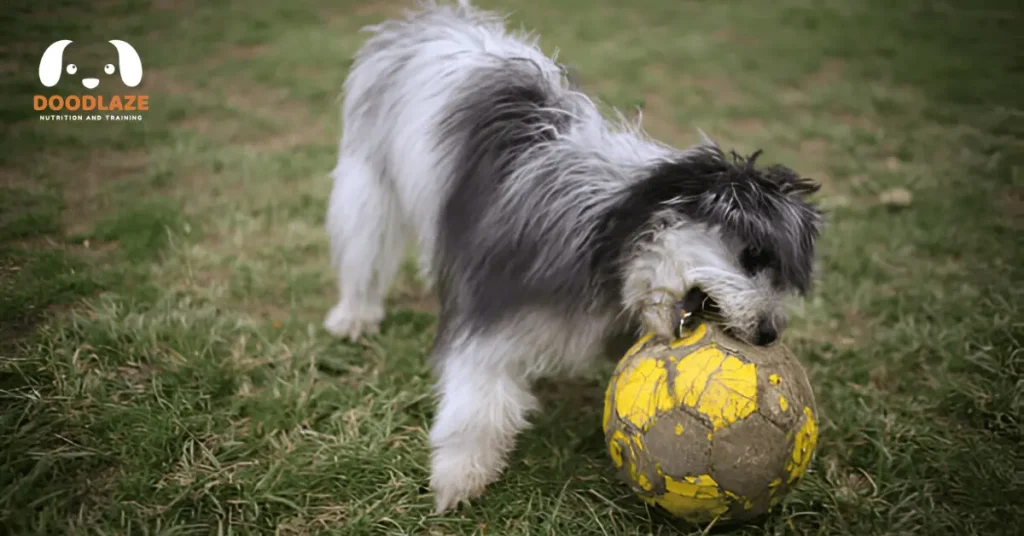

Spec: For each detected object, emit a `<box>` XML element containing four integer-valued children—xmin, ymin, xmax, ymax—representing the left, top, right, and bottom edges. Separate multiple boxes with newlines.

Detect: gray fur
<box><xmin>324</xmin><ymin>0</ymin><xmax>823</xmax><ymax>511</ymax></box>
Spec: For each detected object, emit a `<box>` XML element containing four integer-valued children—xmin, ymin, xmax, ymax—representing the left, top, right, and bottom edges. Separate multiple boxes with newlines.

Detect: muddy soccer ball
<box><xmin>602</xmin><ymin>321</ymin><xmax>819</xmax><ymax>524</ymax></box>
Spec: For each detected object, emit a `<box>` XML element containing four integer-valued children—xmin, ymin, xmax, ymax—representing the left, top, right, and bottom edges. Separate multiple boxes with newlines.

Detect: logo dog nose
<box><xmin>82</xmin><ymin>78</ymin><xmax>99</xmax><ymax>89</ymax></box>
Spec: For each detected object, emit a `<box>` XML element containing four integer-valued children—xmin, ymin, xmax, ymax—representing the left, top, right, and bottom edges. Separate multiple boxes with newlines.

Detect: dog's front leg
<box><xmin>428</xmin><ymin>331</ymin><xmax>538</xmax><ymax>513</ymax></box>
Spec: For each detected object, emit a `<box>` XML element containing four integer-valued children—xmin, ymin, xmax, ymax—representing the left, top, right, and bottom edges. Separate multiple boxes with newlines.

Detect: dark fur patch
<box><xmin>431</xmin><ymin>63</ymin><xmax>820</xmax><ymax>353</ymax></box>
<box><xmin>598</xmin><ymin>148</ymin><xmax>822</xmax><ymax>293</ymax></box>
<box><xmin>433</xmin><ymin>60</ymin><xmax>595</xmax><ymax>347</ymax></box>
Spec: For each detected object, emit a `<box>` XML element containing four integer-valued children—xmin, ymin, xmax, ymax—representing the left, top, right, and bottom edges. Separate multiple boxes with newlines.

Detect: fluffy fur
<box><xmin>324</xmin><ymin>0</ymin><xmax>822</xmax><ymax>512</ymax></box>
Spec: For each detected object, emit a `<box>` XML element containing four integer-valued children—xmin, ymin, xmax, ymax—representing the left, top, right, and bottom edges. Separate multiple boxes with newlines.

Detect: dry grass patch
<box><xmin>996</xmin><ymin>186</ymin><xmax>1024</xmax><ymax>228</ymax></box>
<box><xmin>58</xmin><ymin>150</ymin><xmax>152</xmax><ymax>235</ymax></box>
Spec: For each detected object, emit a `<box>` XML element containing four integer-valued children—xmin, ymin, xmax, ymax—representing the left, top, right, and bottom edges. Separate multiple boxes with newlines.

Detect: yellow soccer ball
<box><xmin>602</xmin><ymin>322</ymin><xmax>819</xmax><ymax>525</ymax></box>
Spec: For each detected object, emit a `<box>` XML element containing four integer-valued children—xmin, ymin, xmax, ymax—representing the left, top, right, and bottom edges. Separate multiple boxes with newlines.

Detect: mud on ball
<box><xmin>602</xmin><ymin>322</ymin><xmax>819</xmax><ymax>525</ymax></box>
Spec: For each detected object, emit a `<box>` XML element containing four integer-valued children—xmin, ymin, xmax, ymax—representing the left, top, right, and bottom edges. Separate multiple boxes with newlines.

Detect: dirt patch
<box><xmin>795</xmin><ymin>139</ymin><xmax>834</xmax><ymax>186</ymax></box>
<box><xmin>711</xmin><ymin>28</ymin><xmax>757</xmax><ymax>46</ymax></box>
<box><xmin>223</xmin><ymin>85</ymin><xmax>310</xmax><ymax>119</ymax></box>
<box><xmin>884</xmin><ymin>156</ymin><xmax>904</xmax><ymax>171</ymax></box>
<box><xmin>152</xmin><ymin>0</ymin><xmax>194</xmax><ymax>10</ymax></box>
<box><xmin>212</xmin><ymin>44</ymin><xmax>275</xmax><ymax>63</ymax></box>
<box><xmin>0</xmin><ymin>168</ymin><xmax>45</xmax><ymax>192</ymax></box>
<box><xmin>643</xmin><ymin>63</ymin><xmax>671</xmax><ymax>82</ymax></box>
<box><xmin>835</xmin><ymin>112</ymin><xmax>880</xmax><ymax>133</ymax></box>
<box><xmin>173</xmin><ymin>93</ymin><xmax>331</xmax><ymax>151</ymax></box>
<box><xmin>779</xmin><ymin>88</ymin><xmax>806</xmax><ymax>106</ymax></box>
<box><xmin>800</xmin><ymin>139</ymin><xmax>830</xmax><ymax>158</ymax></box>
<box><xmin>388</xmin><ymin>284</ymin><xmax>438</xmax><ymax>314</ymax></box>
<box><xmin>320</xmin><ymin>0</ymin><xmax>407</xmax><ymax>28</ymax></box>
<box><xmin>637</xmin><ymin>64</ymin><xmax>728</xmax><ymax>144</ymax></box>
<box><xmin>807</xmin><ymin>58</ymin><xmax>845</xmax><ymax>88</ymax></box>
<box><xmin>997</xmin><ymin>186</ymin><xmax>1024</xmax><ymax>228</ymax></box>
<box><xmin>172</xmin><ymin>115</ymin><xmax>275</xmax><ymax>147</ymax></box>
<box><xmin>680</xmin><ymin>75</ymin><xmax>748</xmax><ymax>105</ymax></box>
<box><xmin>58</xmin><ymin>151</ymin><xmax>151</xmax><ymax>235</ymax></box>
<box><xmin>141</xmin><ymin>69</ymin><xmax>198</xmax><ymax>96</ymax></box>
<box><xmin>174</xmin><ymin>116</ymin><xmax>220</xmax><ymax>135</ymax></box>
<box><xmin>243</xmin><ymin>128</ymin><xmax>330</xmax><ymax>152</ymax></box>
<box><xmin>353</xmin><ymin>1</ymin><xmax>407</xmax><ymax>17</ymax></box>
<box><xmin>777</xmin><ymin>58</ymin><xmax>846</xmax><ymax>105</ymax></box>
<box><xmin>639</xmin><ymin>92</ymin><xmax>691</xmax><ymax>144</ymax></box>
<box><xmin>643</xmin><ymin>62</ymin><xmax>748</xmax><ymax>107</ymax></box>
<box><xmin>727</xmin><ymin>118</ymin><xmax>765</xmax><ymax>134</ymax></box>
<box><xmin>0</xmin><ymin>58</ymin><xmax>19</xmax><ymax>74</ymax></box>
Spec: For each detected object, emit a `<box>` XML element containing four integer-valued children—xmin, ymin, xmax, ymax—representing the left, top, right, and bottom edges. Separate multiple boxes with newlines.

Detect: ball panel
<box><xmin>602</xmin><ymin>380</ymin><xmax>613</xmax><ymax>433</ymax></box>
<box><xmin>648</xmin><ymin>473</ymin><xmax>730</xmax><ymax>524</ymax></box>
<box><xmin>644</xmin><ymin>409</ymin><xmax>712</xmax><ymax>479</ymax></box>
<box><xmin>785</xmin><ymin>406</ymin><xmax>819</xmax><ymax>484</ymax></box>
<box><xmin>607</xmin><ymin>429</ymin><xmax>629</xmax><ymax>469</ymax></box>
<box><xmin>708</xmin><ymin>413</ymin><xmax>789</xmax><ymax>501</ymax></box>
<box><xmin>628</xmin><ymin>432</ymin><xmax>664</xmax><ymax>493</ymax></box>
<box><xmin>669</xmin><ymin>322</ymin><xmax>709</xmax><ymax>349</ymax></box>
<box><xmin>673</xmin><ymin>345</ymin><xmax>758</xmax><ymax>430</ymax></box>
<box><xmin>710</xmin><ymin>330</ymin><xmax>789</xmax><ymax>366</ymax></box>
<box><xmin>754</xmin><ymin>357</ymin><xmax>815</xmax><ymax>432</ymax></box>
<box><xmin>613</xmin><ymin>354</ymin><xmax>676</xmax><ymax>431</ymax></box>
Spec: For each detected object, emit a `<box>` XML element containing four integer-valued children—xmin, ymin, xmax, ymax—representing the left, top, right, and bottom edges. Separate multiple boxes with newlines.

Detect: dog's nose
<box><xmin>754</xmin><ymin>319</ymin><xmax>778</xmax><ymax>346</ymax></box>
<box><xmin>82</xmin><ymin>78</ymin><xmax>99</xmax><ymax>89</ymax></box>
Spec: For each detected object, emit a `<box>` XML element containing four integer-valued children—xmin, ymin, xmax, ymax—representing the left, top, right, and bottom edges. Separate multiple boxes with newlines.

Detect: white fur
<box><xmin>324</xmin><ymin>1</ymin><xmax>806</xmax><ymax>511</ymax></box>
<box><xmin>428</xmin><ymin>309</ymin><xmax>610</xmax><ymax>511</ymax></box>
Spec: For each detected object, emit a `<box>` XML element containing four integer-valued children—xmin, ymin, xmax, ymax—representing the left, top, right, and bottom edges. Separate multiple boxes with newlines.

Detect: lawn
<box><xmin>1</xmin><ymin>0</ymin><xmax>1021</xmax><ymax>534</ymax></box>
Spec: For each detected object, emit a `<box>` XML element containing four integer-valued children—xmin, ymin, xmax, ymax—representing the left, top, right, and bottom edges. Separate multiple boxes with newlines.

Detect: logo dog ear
<box><xmin>39</xmin><ymin>40</ymin><xmax>73</xmax><ymax>87</ymax></box>
<box><xmin>109</xmin><ymin>40</ymin><xmax>142</xmax><ymax>87</ymax></box>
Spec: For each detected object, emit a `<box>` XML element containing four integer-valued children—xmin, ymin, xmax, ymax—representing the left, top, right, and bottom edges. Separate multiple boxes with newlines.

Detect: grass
<box><xmin>1</xmin><ymin>0</ymin><xmax>1021</xmax><ymax>534</ymax></box>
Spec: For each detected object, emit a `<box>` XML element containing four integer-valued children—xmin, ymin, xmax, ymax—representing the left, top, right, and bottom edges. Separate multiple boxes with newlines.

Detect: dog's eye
<box><xmin>104</xmin><ymin>64</ymin><xmax>115</xmax><ymax>75</ymax></box>
<box><xmin>66</xmin><ymin>64</ymin><xmax>77</xmax><ymax>75</ymax></box>
<box><xmin>740</xmin><ymin>247</ymin><xmax>772</xmax><ymax>274</ymax></box>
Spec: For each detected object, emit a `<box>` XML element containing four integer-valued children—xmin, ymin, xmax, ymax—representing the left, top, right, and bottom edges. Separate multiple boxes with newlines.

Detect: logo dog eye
<box><xmin>104</xmin><ymin>64</ymin><xmax>115</xmax><ymax>75</ymax></box>
<box><xmin>66</xmin><ymin>64</ymin><xmax>77</xmax><ymax>75</ymax></box>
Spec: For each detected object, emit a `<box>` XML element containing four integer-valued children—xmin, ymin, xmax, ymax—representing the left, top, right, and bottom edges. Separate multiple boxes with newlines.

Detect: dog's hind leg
<box><xmin>324</xmin><ymin>154</ymin><xmax>406</xmax><ymax>340</ymax></box>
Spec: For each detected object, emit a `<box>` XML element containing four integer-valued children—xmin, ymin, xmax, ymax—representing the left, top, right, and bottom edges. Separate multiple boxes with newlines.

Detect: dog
<box><xmin>324</xmin><ymin>0</ymin><xmax>822</xmax><ymax>512</ymax></box>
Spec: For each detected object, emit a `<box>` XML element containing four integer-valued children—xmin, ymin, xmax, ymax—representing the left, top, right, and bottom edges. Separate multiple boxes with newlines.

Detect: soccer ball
<box><xmin>602</xmin><ymin>321</ymin><xmax>819</xmax><ymax>525</ymax></box>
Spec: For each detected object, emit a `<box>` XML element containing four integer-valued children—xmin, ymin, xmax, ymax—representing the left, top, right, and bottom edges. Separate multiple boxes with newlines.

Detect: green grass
<box><xmin>1</xmin><ymin>0</ymin><xmax>1022</xmax><ymax>534</ymax></box>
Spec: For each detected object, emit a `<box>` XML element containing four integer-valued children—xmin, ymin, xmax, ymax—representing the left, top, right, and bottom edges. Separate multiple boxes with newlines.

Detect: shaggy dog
<box><xmin>324</xmin><ymin>0</ymin><xmax>822</xmax><ymax>512</ymax></box>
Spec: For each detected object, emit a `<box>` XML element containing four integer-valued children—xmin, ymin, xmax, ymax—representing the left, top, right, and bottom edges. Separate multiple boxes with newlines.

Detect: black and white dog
<box><xmin>324</xmin><ymin>0</ymin><xmax>822</xmax><ymax>512</ymax></box>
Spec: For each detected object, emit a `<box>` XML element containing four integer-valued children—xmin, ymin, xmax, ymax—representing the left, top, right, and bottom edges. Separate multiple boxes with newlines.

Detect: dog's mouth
<box><xmin>672</xmin><ymin>287</ymin><xmax>724</xmax><ymax>338</ymax></box>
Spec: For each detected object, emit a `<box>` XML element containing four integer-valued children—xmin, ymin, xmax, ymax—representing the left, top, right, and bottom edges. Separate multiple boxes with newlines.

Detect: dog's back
<box><xmin>340</xmin><ymin>1</ymin><xmax>560</xmax><ymax>184</ymax></box>
<box><xmin>335</xmin><ymin>1</ymin><xmax>575</xmax><ymax>276</ymax></box>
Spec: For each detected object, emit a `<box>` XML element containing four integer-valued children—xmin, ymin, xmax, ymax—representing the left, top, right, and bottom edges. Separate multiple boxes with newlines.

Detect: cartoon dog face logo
<box><xmin>38</xmin><ymin>40</ymin><xmax>143</xmax><ymax>90</ymax></box>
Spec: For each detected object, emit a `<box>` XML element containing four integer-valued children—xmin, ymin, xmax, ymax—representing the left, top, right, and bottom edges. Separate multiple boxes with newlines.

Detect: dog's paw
<box><xmin>429</xmin><ymin>443</ymin><xmax>504</xmax><ymax>513</ymax></box>
<box><xmin>323</xmin><ymin>303</ymin><xmax>383</xmax><ymax>340</ymax></box>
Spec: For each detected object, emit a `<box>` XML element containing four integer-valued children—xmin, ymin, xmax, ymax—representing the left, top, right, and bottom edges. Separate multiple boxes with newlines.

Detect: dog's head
<box><xmin>611</xmin><ymin>138</ymin><xmax>822</xmax><ymax>345</ymax></box>
<box><xmin>39</xmin><ymin>39</ymin><xmax>143</xmax><ymax>89</ymax></box>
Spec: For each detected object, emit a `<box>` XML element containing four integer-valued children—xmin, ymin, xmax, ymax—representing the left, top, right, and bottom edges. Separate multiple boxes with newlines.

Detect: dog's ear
<box><xmin>39</xmin><ymin>40</ymin><xmax>73</xmax><ymax>88</ymax></box>
<box><xmin>757</xmin><ymin>159</ymin><xmax>821</xmax><ymax>200</ymax></box>
<box><xmin>109</xmin><ymin>40</ymin><xmax>143</xmax><ymax>87</ymax></box>
<box><xmin>727</xmin><ymin>149</ymin><xmax>819</xmax><ymax>197</ymax></box>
